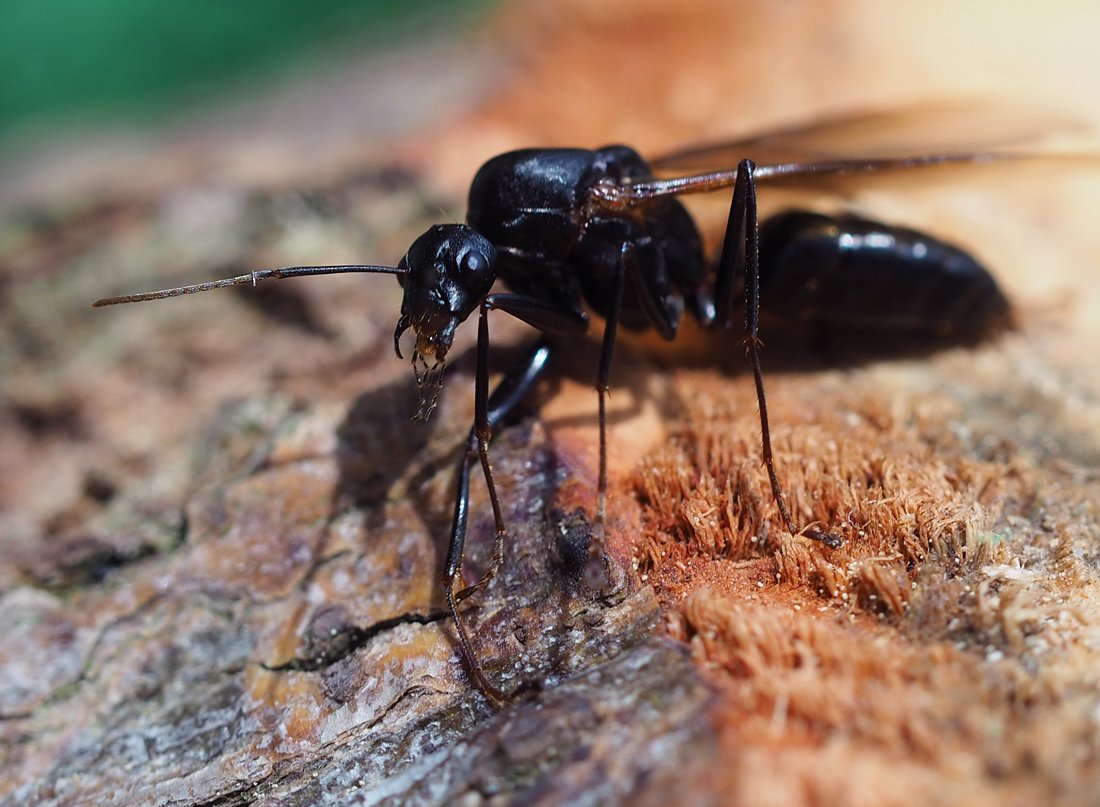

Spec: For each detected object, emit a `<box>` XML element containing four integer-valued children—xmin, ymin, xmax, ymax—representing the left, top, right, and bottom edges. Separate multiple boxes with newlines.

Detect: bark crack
<box><xmin>262</xmin><ymin>609</ymin><xmax>448</xmax><ymax>673</ymax></box>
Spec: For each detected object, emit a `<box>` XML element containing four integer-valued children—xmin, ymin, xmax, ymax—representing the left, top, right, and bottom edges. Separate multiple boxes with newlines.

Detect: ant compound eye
<box><xmin>462</xmin><ymin>250</ymin><xmax>489</xmax><ymax>277</ymax></box>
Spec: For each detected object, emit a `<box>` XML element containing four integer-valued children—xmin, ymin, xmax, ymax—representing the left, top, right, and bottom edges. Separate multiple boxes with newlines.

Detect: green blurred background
<box><xmin>0</xmin><ymin>0</ymin><xmax>488</xmax><ymax>146</ymax></box>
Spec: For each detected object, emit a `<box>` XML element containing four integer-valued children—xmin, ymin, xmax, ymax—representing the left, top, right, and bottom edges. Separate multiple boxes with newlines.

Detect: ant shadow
<box><xmin>330</xmin><ymin>315</ymin><xmax>1005</xmax><ymax>573</ymax></box>
<box><xmin>689</xmin><ymin>313</ymin><xmax>1007</xmax><ymax>375</ymax></box>
<box><xmin>526</xmin><ymin>314</ymin><xmax>1007</xmax><ymax>435</ymax></box>
<box><xmin>329</xmin><ymin>336</ymin><xmax>619</xmax><ymax>687</ymax></box>
<box><xmin>331</xmin><ymin>338</ymin><xmax>563</xmax><ymax>566</ymax></box>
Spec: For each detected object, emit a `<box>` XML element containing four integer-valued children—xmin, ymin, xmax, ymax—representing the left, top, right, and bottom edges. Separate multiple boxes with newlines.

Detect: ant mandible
<box><xmin>94</xmin><ymin>130</ymin><xmax>1011</xmax><ymax>702</ymax></box>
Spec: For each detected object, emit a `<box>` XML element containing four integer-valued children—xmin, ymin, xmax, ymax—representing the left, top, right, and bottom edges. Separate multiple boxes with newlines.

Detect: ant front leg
<box><xmin>443</xmin><ymin>334</ymin><xmax>550</xmax><ymax>702</ymax></box>
<box><xmin>443</xmin><ymin>294</ymin><xmax>586</xmax><ymax>701</ymax></box>
<box><xmin>715</xmin><ymin>160</ymin><xmax>842</xmax><ymax>549</ymax></box>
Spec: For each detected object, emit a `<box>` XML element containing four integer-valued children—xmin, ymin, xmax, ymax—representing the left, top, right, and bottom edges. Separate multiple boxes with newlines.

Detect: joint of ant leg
<box><xmin>804</xmin><ymin>527</ymin><xmax>843</xmax><ymax>549</ymax></box>
<box><xmin>743</xmin><ymin>334</ymin><xmax>765</xmax><ymax>350</ymax></box>
<box><xmin>454</xmin><ymin>583</ymin><xmax>482</xmax><ymax>602</ymax></box>
<box><xmin>442</xmin><ymin>563</ymin><xmax>461</xmax><ymax>587</ymax></box>
<box><xmin>585</xmin><ymin>178</ymin><xmax>630</xmax><ymax>214</ymax></box>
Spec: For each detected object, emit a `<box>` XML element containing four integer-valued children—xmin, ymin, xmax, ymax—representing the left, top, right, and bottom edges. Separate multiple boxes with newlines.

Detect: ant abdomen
<box><xmin>758</xmin><ymin>211</ymin><xmax>1012</xmax><ymax>338</ymax></box>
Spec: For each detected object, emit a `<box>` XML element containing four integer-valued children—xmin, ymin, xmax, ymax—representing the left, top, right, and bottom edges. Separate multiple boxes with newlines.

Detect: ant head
<box><xmin>392</xmin><ymin>224</ymin><xmax>497</xmax><ymax>420</ymax></box>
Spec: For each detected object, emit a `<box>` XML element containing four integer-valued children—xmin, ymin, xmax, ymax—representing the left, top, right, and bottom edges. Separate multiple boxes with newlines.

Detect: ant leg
<box><xmin>443</xmin><ymin>335</ymin><xmax>551</xmax><ymax>701</ymax></box>
<box><xmin>597</xmin><ymin>247</ymin><xmax>631</xmax><ymax>526</ymax></box>
<box><xmin>453</xmin><ymin>296</ymin><xmax>588</xmax><ymax>604</ymax></box>
<box><xmin>442</xmin><ymin>293</ymin><xmax>585</xmax><ymax>701</ymax></box>
<box><xmin>715</xmin><ymin>160</ymin><xmax>842</xmax><ymax>548</ymax></box>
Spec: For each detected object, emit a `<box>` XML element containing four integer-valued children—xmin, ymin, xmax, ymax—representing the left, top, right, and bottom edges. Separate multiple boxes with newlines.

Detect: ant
<box><xmin>94</xmin><ymin>130</ymin><xmax>1012</xmax><ymax>702</ymax></box>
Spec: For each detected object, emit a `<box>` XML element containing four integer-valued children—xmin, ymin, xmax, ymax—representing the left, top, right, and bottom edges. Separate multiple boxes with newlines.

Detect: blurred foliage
<box><xmin>0</xmin><ymin>0</ymin><xmax>489</xmax><ymax>141</ymax></box>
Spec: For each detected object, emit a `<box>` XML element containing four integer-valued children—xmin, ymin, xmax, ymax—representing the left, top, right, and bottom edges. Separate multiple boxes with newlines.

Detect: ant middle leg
<box><xmin>595</xmin><ymin>247</ymin><xmax>631</xmax><ymax>527</ymax></box>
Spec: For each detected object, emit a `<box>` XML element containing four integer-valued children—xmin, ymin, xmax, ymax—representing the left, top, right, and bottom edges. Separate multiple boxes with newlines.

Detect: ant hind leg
<box><xmin>714</xmin><ymin>160</ymin><xmax>843</xmax><ymax>549</ymax></box>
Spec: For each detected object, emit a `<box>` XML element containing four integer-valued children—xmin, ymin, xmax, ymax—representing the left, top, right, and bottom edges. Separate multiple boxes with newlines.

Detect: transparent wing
<box><xmin>648</xmin><ymin>100</ymin><xmax>1084</xmax><ymax>172</ymax></box>
<box><xmin>612</xmin><ymin>103</ymin><xmax>1096</xmax><ymax>204</ymax></box>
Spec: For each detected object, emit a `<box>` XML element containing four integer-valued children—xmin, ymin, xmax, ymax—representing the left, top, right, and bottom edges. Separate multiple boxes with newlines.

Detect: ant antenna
<box><xmin>92</xmin><ymin>264</ymin><xmax>405</xmax><ymax>307</ymax></box>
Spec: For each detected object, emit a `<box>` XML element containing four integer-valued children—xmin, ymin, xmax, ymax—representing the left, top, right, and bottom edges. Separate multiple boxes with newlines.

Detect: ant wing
<box><xmin>648</xmin><ymin>100</ymin><xmax>1083</xmax><ymax>171</ymax></box>
<box><xmin>621</xmin><ymin>103</ymin><xmax>1096</xmax><ymax>204</ymax></box>
<box><xmin>620</xmin><ymin>152</ymin><xmax>1016</xmax><ymax>204</ymax></box>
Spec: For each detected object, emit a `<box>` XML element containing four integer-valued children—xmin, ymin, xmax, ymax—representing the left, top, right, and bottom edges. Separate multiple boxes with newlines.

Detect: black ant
<box><xmin>94</xmin><ymin>134</ymin><xmax>1012</xmax><ymax>702</ymax></box>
